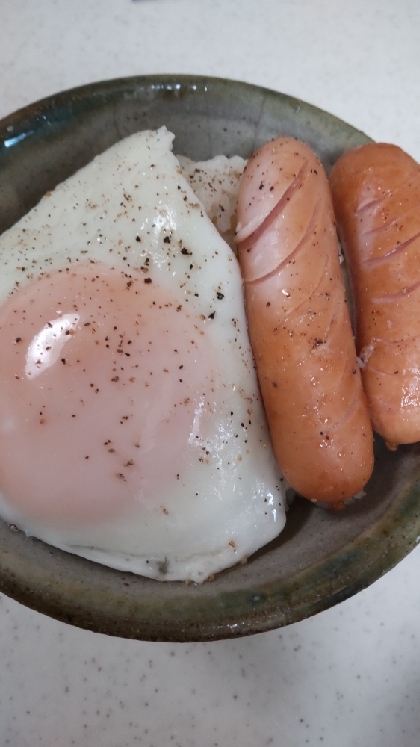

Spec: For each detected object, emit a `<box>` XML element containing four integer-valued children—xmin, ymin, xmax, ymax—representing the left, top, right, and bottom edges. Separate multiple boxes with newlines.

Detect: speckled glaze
<box><xmin>0</xmin><ymin>75</ymin><xmax>419</xmax><ymax>643</ymax></box>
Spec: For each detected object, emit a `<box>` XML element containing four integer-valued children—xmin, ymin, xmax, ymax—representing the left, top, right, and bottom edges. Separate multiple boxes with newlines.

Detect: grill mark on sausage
<box><xmin>361</xmin><ymin>228</ymin><xmax>420</xmax><ymax>267</ymax></box>
<box><xmin>239</xmin><ymin>161</ymin><xmax>309</xmax><ymax>251</ymax></box>
<box><xmin>355</xmin><ymin>173</ymin><xmax>415</xmax><ymax>217</ymax></box>
<box><xmin>245</xmin><ymin>199</ymin><xmax>321</xmax><ymax>287</ymax></box>
<box><xmin>371</xmin><ymin>277</ymin><xmax>420</xmax><ymax>303</ymax></box>
<box><xmin>279</xmin><ymin>252</ymin><xmax>331</xmax><ymax>328</ymax></box>
<box><xmin>361</xmin><ymin>206</ymin><xmax>420</xmax><ymax>239</ymax></box>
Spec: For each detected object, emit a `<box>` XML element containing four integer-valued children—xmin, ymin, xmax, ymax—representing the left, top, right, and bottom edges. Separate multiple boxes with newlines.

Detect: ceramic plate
<box><xmin>0</xmin><ymin>75</ymin><xmax>419</xmax><ymax>642</ymax></box>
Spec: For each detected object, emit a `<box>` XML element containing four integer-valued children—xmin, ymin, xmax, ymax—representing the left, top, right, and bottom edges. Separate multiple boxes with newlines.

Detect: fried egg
<box><xmin>0</xmin><ymin>127</ymin><xmax>286</xmax><ymax>582</ymax></box>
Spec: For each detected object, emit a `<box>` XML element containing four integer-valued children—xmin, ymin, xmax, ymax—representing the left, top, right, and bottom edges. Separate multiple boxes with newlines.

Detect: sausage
<box><xmin>329</xmin><ymin>143</ymin><xmax>420</xmax><ymax>447</ymax></box>
<box><xmin>235</xmin><ymin>136</ymin><xmax>374</xmax><ymax>505</ymax></box>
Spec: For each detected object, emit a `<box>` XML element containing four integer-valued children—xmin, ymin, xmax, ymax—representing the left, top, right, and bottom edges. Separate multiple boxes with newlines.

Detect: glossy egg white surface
<box><xmin>0</xmin><ymin>128</ymin><xmax>286</xmax><ymax>582</ymax></box>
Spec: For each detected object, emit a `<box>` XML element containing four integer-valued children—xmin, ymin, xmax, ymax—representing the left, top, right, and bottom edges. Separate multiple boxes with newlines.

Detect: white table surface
<box><xmin>1</xmin><ymin>1</ymin><xmax>420</xmax><ymax>745</ymax></box>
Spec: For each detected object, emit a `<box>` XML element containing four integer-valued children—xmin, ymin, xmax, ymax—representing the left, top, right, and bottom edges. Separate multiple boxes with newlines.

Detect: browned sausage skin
<box><xmin>235</xmin><ymin>137</ymin><xmax>374</xmax><ymax>505</ymax></box>
<box><xmin>330</xmin><ymin>143</ymin><xmax>420</xmax><ymax>447</ymax></box>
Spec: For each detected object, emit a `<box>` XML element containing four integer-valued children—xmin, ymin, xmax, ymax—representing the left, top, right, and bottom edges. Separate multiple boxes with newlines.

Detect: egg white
<box><xmin>0</xmin><ymin>128</ymin><xmax>286</xmax><ymax>582</ymax></box>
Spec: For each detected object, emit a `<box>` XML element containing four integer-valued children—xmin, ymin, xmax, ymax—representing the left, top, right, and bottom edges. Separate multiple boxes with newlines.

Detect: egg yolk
<box><xmin>0</xmin><ymin>263</ymin><xmax>210</xmax><ymax>527</ymax></box>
